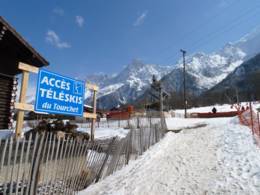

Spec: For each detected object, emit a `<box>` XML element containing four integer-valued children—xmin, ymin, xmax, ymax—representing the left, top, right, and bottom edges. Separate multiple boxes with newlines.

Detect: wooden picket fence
<box><xmin>76</xmin><ymin>116</ymin><xmax>162</xmax><ymax>130</ymax></box>
<box><xmin>0</xmin><ymin>132</ymin><xmax>110</xmax><ymax>194</ymax></box>
<box><xmin>0</xmin><ymin>117</ymin><xmax>166</xmax><ymax>194</ymax></box>
<box><xmin>103</xmin><ymin>124</ymin><xmax>165</xmax><ymax>178</ymax></box>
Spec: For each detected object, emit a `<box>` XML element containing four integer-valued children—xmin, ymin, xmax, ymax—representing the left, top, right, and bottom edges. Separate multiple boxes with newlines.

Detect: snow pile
<box><xmin>77</xmin><ymin>127</ymin><xmax>129</xmax><ymax>139</ymax></box>
<box><xmin>0</xmin><ymin>130</ymin><xmax>14</xmax><ymax>139</ymax></box>
<box><xmin>80</xmin><ymin>117</ymin><xmax>260</xmax><ymax>195</ymax></box>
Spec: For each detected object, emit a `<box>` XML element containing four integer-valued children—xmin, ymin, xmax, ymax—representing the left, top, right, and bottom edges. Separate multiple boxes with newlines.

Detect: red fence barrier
<box><xmin>238</xmin><ymin>103</ymin><xmax>260</xmax><ymax>145</ymax></box>
<box><xmin>194</xmin><ymin>111</ymin><xmax>239</xmax><ymax>118</ymax></box>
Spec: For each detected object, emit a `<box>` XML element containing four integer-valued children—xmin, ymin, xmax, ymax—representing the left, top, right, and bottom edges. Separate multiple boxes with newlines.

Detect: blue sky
<box><xmin>1</xmin><ymin>0</ymin><xmax>260</xmax><ymax>78</ymax></box>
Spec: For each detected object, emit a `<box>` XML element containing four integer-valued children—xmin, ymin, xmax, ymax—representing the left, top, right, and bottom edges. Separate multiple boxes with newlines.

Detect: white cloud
<box><xmin>75</xmin><ymin>15</ymin><xmax>85</xmax><ymax>27</ymax></box>
<box><xmin>53</xmin><ymin>8</ymin><xmax>64</xmax><ymax>16</ymax></box>
<box><xmin>133</xmin><ymin>11</ymin><xmax>148</xmax><ymax>27</ymax></box>
<box><xmin>45</xmin><ymin>30</ymin><xmax>71</xmax><ymax>49</ymax></box>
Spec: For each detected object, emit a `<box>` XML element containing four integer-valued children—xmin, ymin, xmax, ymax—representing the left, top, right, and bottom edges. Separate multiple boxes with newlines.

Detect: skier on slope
<box><xmin>212</xmin><ymin>107</ymin><xmax>217</xmax><ymax>114</ymax></box>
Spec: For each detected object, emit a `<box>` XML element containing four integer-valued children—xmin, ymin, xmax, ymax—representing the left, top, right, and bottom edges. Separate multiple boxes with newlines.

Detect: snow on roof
<box><xmin>84</xmin><ymin>104</ymin><xmax>93</xmax><ymax>108</ymax></box>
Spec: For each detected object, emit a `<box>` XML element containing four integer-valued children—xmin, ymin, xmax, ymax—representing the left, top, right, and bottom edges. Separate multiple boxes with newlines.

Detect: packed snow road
<box><xmin>80</xmin><ymin>117</ymin><xmax>260</xmax><ymax>195</ymax></box>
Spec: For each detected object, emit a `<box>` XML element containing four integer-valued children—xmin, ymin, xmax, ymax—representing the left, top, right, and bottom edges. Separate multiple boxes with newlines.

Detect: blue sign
<box><xmin>35</xmin><ymin>69</ymin><xmax>85</xmax><ymax>116</ymax></box>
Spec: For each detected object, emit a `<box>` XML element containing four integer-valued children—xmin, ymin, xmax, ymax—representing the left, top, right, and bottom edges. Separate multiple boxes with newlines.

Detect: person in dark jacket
<box><xmin>212</xmin><ymin>107</ymin><xmax>217</xmax><ymax>114</ymax></box>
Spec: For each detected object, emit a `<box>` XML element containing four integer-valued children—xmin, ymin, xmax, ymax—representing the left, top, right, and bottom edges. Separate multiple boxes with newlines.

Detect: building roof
<box><xmin>0</xmin><ymin>16</ymin><xmax>49</xmax><ymax>76</ymax></box>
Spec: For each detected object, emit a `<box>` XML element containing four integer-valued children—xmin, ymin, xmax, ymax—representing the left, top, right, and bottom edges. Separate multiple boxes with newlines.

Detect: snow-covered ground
<box><xmin>1</xmin><ymin>123</ymin><xmax>129</xmax><ymax>140</ymax></box>
<box><xmin>165</xmin><ymin>118</ymin><xmax>206</xmax><ymax>130</ymax></box>
<box><xmin>0</xmin><ymin>129</ymin><xmax>14</xmax><ymax>139</ymax></box>
<box><xmin>78</xmin><ymin>126</ymin><xmax>129</xmax><ymax>139</ymax></box>
<box><xmin>79</xmin><ymin>117</ymin><xmax>260</xmax><ymax>195</ymax></box>
<box><xmin>173</xmin><ymin>102</ymin><xmax>260</xmax><ymax>118</ymax></box>
<box><xmin>175</xmin><ymin>104</ymin><xmax>236</xmax><ymax>115</ymax></box>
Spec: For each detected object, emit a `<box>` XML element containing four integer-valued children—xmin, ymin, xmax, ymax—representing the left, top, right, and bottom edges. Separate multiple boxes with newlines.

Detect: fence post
<box><xmin>126</xmin><ymin>129</ymin><xmax>133</xmax><ymax>165</ymax></box>
<box><xmin>28</xmin><ymin>132</ymin><xmax>46</xmax><ymax>195</ymax></box>
<box><xmin>148</xmin><ymin>125</ymin><xmax>152</xmax><ymax>148</ymax></box>
<box><xmin>119</xmin><ymin>115</ymin><xmax>121</xmax><ymax>127</ymax></box>
<box><xmin>3</xmin><ymin>137</ymin><xmax>12</xmax><ymax>194</ymax></box>
<box><xmin>249</xmin><ymin>101</ymin><xmax>254</xmax><ymax>134</ymax></box>
<box><xmin>149</xmin><ymin>115</ymin><xmax>152</xmax><ymax>129</ymax></box>
<box><xmin>257</xmin><ymin>111</ymin><xmax>260</xmax><ymax>136</ymax></box>
<box><xmin>95</xmin><ymin>137</ymin><xmax>116</xmax><ymax>183</ymax></box>
<box><xmin>155</xmin><ymin>124</ymin><xmax>159</xmax><ymax>143</ymax></box>
<box><xmin>139</xmin><ymin>128</ymin><xmax>143</xmax><ymax>155</ymax></box>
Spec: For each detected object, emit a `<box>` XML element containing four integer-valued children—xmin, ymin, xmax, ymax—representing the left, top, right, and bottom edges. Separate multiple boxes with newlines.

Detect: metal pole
<box><xmin>249</xmin><ymin>101</ymin><xmax>254</xmax><ymax>134</ymax></box>
<box><xmin>159</xmin><ymin>86</ymin><xmax>164</xmax><ymax>129</ymax></box>
<box><xmin>257</xmin><ymin>111</ymin><xmax>260</xmax><ymax>136</ymax></box>
<box><xmin>180</xmin><ymin>49</ymin><xmax>187</xmax><ymax>118</ymax></box>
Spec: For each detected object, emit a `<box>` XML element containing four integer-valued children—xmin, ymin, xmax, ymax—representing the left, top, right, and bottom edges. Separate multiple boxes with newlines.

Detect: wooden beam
<box><xmin>18</xmin><ymin>62</ymin><xmax>39</xmax><ymax>74</ymax></box>
<box><xmin>86</xmin><ymin>83</ymin><xmax>99</xmax><ymax>91</ymax></box>
<box><xmin>90</xmin><ymin>90</ymin><xmax>97</xmax><ymax>141</ymax></box>
<box><xmin>15</xmin><ymin>102</ymin><xmax>34</xmax><ymax>111</ymax></box>
<box><xmin>15</xmin><ymin>70</ymin><xmax>29</xmax><ymax>138</ymax></box>
<box><xmin>83</xmin><ymin>112</ymin><xmax>97</xmax><ymax>119</ymax></box>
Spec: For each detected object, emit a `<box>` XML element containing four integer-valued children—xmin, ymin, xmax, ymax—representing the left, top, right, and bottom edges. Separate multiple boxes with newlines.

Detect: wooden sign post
<box><xmin>15</xmin><ymin>71</ymin><xmax>29</xmax><ymax>137</ymax></box>
<box><xmin>86</xmin><ymin>83</ymin><xmax>99</xmax><ymax>141</ymax></box>
<box><xmin>15</xmin><ymin>63</ymin><xmax>38</xmax><ymax>138</ymax></box>
<box><xmin>15</xmin><ymin>62</ymin><xmax>98</xmax><ymax>139</ymax></box>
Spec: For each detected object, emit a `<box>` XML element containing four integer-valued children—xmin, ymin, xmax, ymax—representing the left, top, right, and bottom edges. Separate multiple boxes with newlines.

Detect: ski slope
<box><xmin>80</xmin><ymin>117</ymin><xmax>260</xmax><ymax>195</ymax></box>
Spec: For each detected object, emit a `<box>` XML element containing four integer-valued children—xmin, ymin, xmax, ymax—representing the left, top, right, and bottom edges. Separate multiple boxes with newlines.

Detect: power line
<box><xmin>162</xmin><ymin>4</ymin><xmax>260</xmax><ymax>64</ymax></box>
<box><xmin>156</xmin><ymin>0</ymin><xmax>244</xmax><ymax>62</ymax></box>
<box><xmin>188</xmin><ymin>5</ymin><xmax>260</xmax><ymax>53</ymax></box>
<box><xmin>180</xmin><ymin>49</ymin><xmax>187</xmax><ymax>118</ymax></box>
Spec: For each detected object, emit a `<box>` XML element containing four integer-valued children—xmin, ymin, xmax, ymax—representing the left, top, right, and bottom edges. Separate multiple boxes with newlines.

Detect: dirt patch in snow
<box><xmin>167</xmin><ymin>123</ymin><xmax>208</xmax><ymax>133</ymax></box>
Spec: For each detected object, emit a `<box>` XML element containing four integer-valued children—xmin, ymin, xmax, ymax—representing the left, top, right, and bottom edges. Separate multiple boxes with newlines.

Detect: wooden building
<box><xmin>0</xmin><ymin>16</ymin><xmax>49</xmax><ymax>130</ymax></box>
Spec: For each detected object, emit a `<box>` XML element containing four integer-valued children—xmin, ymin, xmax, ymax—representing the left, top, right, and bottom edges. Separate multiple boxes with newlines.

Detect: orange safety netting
<box><xmin>238</xmin><ymin>107</ymin><xmax>260</xmax><ymax>145</ymax></box>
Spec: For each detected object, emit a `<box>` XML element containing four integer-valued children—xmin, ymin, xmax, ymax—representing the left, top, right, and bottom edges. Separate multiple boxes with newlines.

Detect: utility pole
<box><xmin>180</xmin><ymin>49</ymin><xmax>187</xmax><ymax>118</ymax></box>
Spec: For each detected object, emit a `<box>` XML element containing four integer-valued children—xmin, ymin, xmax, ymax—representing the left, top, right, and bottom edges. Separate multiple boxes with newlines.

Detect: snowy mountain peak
<box><xmin>86</xmin><ymin>27</ymin><xmax>260</xmax><ymax>109</ymax></box>
<box><xmin>160</xmin><ymin>28</ymin><xmax>260</xmax><ymax>95</ymax></box>
<box><xmin>237</xmin><ymin>26</ymin><xmax>260</xmax><ymax>43</ymax></box>
<box><xmin>114</xmin><ymin>59</ymin><xmax>172</xmax><ymax>84</ymax></box>
<box><xmin>234</xmin><ymin>26</ymin><xmax>260</xmax><ymax>59</ymax></box>
<box><xmin>85</xmin><ymin>59</ymin><xmax>173</xmax><ymax>108</ymax></box>
<box><xmin>220</xmin><ymin>43</ymin><xmax>246</xmax><ymax>59</ymax></box>
<box><xmin>125</xmin><ymin>59</ymin><xmax>145</xmax><ymax>69</ymax></box>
